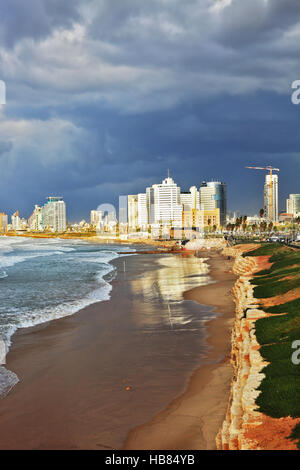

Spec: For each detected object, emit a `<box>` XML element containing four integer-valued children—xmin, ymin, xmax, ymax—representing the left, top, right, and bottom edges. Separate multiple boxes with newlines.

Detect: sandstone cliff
<box><xmin>217</xmin><ymin>245</ymin><xmax>300</xmax><ymax>450</ymax></box>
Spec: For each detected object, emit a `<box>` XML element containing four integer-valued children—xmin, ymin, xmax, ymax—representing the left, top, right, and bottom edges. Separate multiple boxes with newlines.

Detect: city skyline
<box><xmin>0</xmin><ymin>1</ymin><xmax>299</xmax><ymax>221</ymax></box>
<box><xmin>1</xmin><ymin>169</ymin><xmax>300</xmax><ymax>231</ymax></box>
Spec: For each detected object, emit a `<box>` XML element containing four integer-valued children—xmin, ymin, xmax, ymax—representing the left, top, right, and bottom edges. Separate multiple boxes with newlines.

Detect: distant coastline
<box><xmin>1</xmin><ymin>231</ymin><xmax>179</xmax><ymax>248</ymax></box>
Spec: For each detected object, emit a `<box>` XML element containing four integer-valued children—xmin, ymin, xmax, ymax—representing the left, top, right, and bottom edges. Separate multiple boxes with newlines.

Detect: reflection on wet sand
<box><xmin>130</xmin><ymin>254</ymin><xmax>213</xmax><ymax>329</ymax></box>
<box><xmin>0</xmin><ymin>252</ymin><xmax>218</xmax><ymax>450</ymax></box>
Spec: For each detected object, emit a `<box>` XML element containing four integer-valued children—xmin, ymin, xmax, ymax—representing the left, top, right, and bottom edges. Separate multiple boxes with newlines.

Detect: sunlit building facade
<box><xmin>43</xmin><ymin>197</ymin><xmax>67</xmax><ymax>232</ymax></box>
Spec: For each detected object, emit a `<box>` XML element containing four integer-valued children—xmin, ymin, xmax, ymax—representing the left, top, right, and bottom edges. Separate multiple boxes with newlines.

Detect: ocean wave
<box><xmin>0</xmin><ymin>366</ymin><xmax>19</xmax><ymax>397</ymax></box>
<box><xmin>0</xmin><ymin>240</ymin><xmax>121</xmax><ymax>397</ymax></box>
<box><xmin>0</xmin><ymin>250</ymin><xmax>69</xmax><ymax>269</ymax></box>
<box><xmin>13</xmin><ymin>281</ymin><xmax>113</xmax><ymax>329</ymax></box>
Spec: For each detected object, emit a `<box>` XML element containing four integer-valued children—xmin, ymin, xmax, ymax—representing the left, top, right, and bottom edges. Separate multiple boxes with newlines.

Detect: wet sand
<box><xmin>0</xmin><ymin>251</ymin><xmax>223</xmax><ymax>450</ymax></box>
<box><xmin>124</xmin><ymin>250</ymin><xmax>237</xmax><ymax>450</ymax></box>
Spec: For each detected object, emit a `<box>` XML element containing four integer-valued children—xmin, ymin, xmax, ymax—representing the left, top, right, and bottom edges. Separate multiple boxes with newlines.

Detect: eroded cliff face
<box><xmin>216</xmin><ymin>245</ymin><xmax>300</xmax><ymax>450</ymax></box>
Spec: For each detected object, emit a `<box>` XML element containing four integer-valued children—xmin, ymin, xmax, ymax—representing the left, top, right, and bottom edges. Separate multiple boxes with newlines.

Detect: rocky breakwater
<box><xmin>216</xmin><ymin>245</ymin><xmax>269</xmax><ymax>450</ymax></box>
<box><xmin>184</xmin><ymin>238</ymin><xmax>227</xmax><ymax>251</ymax></box>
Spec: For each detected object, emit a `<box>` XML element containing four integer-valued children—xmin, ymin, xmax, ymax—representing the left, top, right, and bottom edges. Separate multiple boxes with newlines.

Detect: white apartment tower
<box><xmin>264</xmin><ymin>174</ymin><xmax>278</xmax><ymax>222</ymax></box>
<box><xmin>127</xmin><ymin>195</ymin><xmax>138</xmax><ymax>229</ymax></box>
<box><xmin>43</xmin><ymin>197</ymin><xmax>67</xmax><ymax>232</ymax></box>
<box><xmin>137</xmin><ymin>193</ymin><xmax>148</xmax><ymax>227</ymax></box>
<box><xmin>90</xmin><ymin>210</ymin><xmax>103</xmax><ymax>226</ymax></box>
<box><xmin>286</xmin><ymin>194</ymin><xmax>300</xmax><ymax>218</ymax></box>
<box><xmin>147</xmin><ymin>176</ymin><xmax>183</xmax><ymax>226</ymax></box>
<box><xmin>180</xmin><ymin>186</ymin><xmax>199</xmax><ymax>211</ymax></box>
<box><xmin>28</xmin><ymin>205</ymin><xmax>43</xmax><ymax>231</ymax></box>
<box><xmin>11</xmin><ymin>210</ymin><xmax>21</xmax><ymax>231</ymax></box>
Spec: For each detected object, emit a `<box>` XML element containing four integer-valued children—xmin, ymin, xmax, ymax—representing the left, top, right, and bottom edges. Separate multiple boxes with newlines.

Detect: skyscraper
<box><xmin>0</xmin><ymin>213</ymin><xmax>8</xmax><ymax>233</ymax></box>
<box><xmin>11</xmin><ymin>210</ymin><xmax>21</xmax><ymax>231</ymax></box>
<box><xmin>43</xmin><ymin>197</ymin><xmax>67</xmax><ymax>232</ymax></box>
<box><xmin>137</xmin><ymin>193</ymin><xmax>148</xmax><ymax>227</ymax></box>
<box><xmin>147</xmin><ymin>176</ymin><xmax>183</xmax><ymax>226</ymax></box>
<box><xmin>264</xmin><ymin>174</ymin><xmax>278</xmax><ymax>222</ymax></box>
<box><xmin>199</xmin><ymin>181</ymin><xmax>227</xmax><ymax>226</ymax></box>
<box><xmin>28</xmin><ymin>205</ymin><xmax>43</xmax><ymax>231</ymax></box>
<box><xmin>127</xmin><ymin>195</ymin><xmax>138</xmax><ymax>229</ymax></box>
<box><xmin>286</xmin><ymin>194</ymin><xmax>300</xmax><ymax>218</ymax></box>
<box><xmin>90</xmin><ymin>210</ymin><xmax>103</xmax><ymax>226</ymax></box>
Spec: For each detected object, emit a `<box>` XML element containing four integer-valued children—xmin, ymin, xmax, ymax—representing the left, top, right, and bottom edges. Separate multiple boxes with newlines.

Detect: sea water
<box><xmin>0</xmin><ymin>236</ymin><xmax>131</xmax><ymax>396</ymax></box>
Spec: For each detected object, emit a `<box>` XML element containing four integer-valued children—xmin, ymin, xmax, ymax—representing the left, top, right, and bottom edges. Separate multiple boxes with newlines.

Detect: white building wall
<box><xmin>286</xmin><ymin>194</ymin><xmax>300</xmax><ymax>217</ymax></box>
<box><xmin>152</xmin><ymin>177</ymin><xmax>183</xmax><ymax>225</ymax></box>
<box><xmin>90</xmin><ymin>210</ymin><xmax>103</xmax><ymax>225</ymax></box>
<box><xmin>137</xmin><ymin>193</ymin><xmax>148</xmax><ymax>227</ymax></box>
<box><xmin>44</xmin><ymin>198</ymin><xmax>67</xmax><ymax>232</ymax></box>
<box><xmin>128</xmin><ymin>195</ymin><xmax>138</xmax><ymax>228</ymax></box>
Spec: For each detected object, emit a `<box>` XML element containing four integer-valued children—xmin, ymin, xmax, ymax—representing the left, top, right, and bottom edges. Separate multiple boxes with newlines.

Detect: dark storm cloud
<box><xmin>0</xmin><ymin>0</ymin><xmax>299</xmax><ymax>220</ymax></box>
<box><xmin>0</xmin><ymin>0</ymin><xmax>82</xmax><ymax>47</ymax></box>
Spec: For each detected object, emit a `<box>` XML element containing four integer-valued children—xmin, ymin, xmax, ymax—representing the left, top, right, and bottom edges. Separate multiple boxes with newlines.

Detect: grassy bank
<box><xmin>244</xmin><ymin>243</ymin><xmax>300</xmax><ymax>447</ymax></box>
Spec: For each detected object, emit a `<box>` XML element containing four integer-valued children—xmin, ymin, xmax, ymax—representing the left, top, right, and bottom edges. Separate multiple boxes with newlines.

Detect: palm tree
<box><xmin>260</xmin><ymin>221</ymin><xmax>267</xmax><ymax>232</ymax></box>
<box><xmin>242</xmin><ymin>215</ymin><xmax>247</xmax><ymax>232</ymax></box>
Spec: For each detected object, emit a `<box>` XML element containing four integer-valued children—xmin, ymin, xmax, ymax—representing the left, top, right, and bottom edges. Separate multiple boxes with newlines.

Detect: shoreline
<box><xmin>123</xmin><ymin>249</ymin><xmax>237</xmax><ymax>450</ymax></box>
<box><xmin>0</xmin><ymin>249</ymin><xmax>217</xmax><ymax>450</ymax></box>
<box><xmin>1</xmin><ymin>232</ymin><xmax>178</xmax><ymax>248</ymax></box>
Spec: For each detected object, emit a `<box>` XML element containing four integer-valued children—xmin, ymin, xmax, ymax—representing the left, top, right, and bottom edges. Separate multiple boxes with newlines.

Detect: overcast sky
<box><xmin>0</xmin><ymin>0</ymin><xmax>299</xmax><ymax>221</ymax></box>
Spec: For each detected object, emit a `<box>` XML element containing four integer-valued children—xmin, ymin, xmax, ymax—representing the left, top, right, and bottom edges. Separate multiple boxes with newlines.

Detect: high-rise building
<box><xmin>146</xmin><ymin>187</ymin><xmax>155</xmax><ymax>224</ymax></box>
<box><xmin>181</xmin><ymin>186</ymin><xmax>200</xmax><ymax>212</ymax></box>
<box><xmin>137</xmin><ymin>193</ymin><xmax>148</xmax><ymax>227</ymax></box>
<box><xmin>127</xmin><ymin>195</ymin><xmax>138</xmax><ymax>229</ymax></box>
<box><xmin>264</xmin><ymin>174</ymin><xmax>278</xmax><ymax>222</ymax></box>
<box><xmin>199</xmin><ymin>181</ymin><xmax>227</xmax><ymax>226</ymax></box>
<box><xmin>147</xmin><ymin>176</ymin><xmax>183</xmax><ymax>226</ymax></box>
<box><xmin>286</xmin><ymin>194</ymin><xmax>300</xmax><ymax>218</ymax></box>
<box><xmin>180</xmin><ymin>192</ymin><xmax>192</xmax><ymax>212</ymax></box>
<box><xmin>28</xmin><ymin>205</ymin><xmax>43</xmax><ymax>231</ymax></box>
<box><xmin>90</xmin><ymin>210</ymin><xmax>103</xmax><ymax>226</ymax></box>
<box><xmin>43</xmin><ymin>197</ymin><xmax>67</xmax><ymax>232</ymax></box>
<box><xmin>11</xmin><ymin>210</ymin><xmax>21</xmax><ymax>231</ymax></box>
<box><xmin>0</xmin><ymin>213</ymin><xmax>8</xmax><ymax>233</ymax></box>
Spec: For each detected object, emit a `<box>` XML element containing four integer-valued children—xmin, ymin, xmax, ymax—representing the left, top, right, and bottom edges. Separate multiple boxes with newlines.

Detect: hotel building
<box><xmin>43</xmin><ymin>197</ymin><xmax>67</xmax><ymax>232</ymax></box>
<box><xmin>147</xmin><ymin>176</ymin><xmax>183</xmax><ymax>226</ymax></box>
<box><xmin>199</xmin><ymin>181</ymin><xmax>226</xmax><ymax>226</ymax></box>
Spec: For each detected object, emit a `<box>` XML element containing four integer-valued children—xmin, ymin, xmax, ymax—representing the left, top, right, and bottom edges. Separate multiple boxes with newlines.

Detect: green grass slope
<box><xmin>243</xmin><ymin>243</ymin><xmax>300</xmax><ymax>448</ymax></box>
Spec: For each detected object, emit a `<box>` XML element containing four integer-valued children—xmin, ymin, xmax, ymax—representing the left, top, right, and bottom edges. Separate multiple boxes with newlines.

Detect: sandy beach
<box><xmin>124</xmin><ymin>250</ymin><xmax>237</xmax><ymax>450</ymax></box>
<box><xmin>0</xmin><ymin>249</ymin><xmax>236</xmax><ymax>450</ymax></box>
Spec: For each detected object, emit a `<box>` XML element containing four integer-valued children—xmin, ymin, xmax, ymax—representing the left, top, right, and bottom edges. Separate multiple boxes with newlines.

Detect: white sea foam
<box><xmin>0</xmin><ymin>236</ymin><xmax>129</xmax><ymax>397</ymax></box>
<box><xmin>0</xmin><ymin>366</ymin><xmax>19</xmax><ymax>397</ymax></box>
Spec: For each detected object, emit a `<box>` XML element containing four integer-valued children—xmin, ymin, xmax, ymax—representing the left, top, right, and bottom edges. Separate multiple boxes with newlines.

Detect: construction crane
<box><xmin>246</xmin><ymin>166</ymin><xmax>280</xmax><ymax>222</ymax></box>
